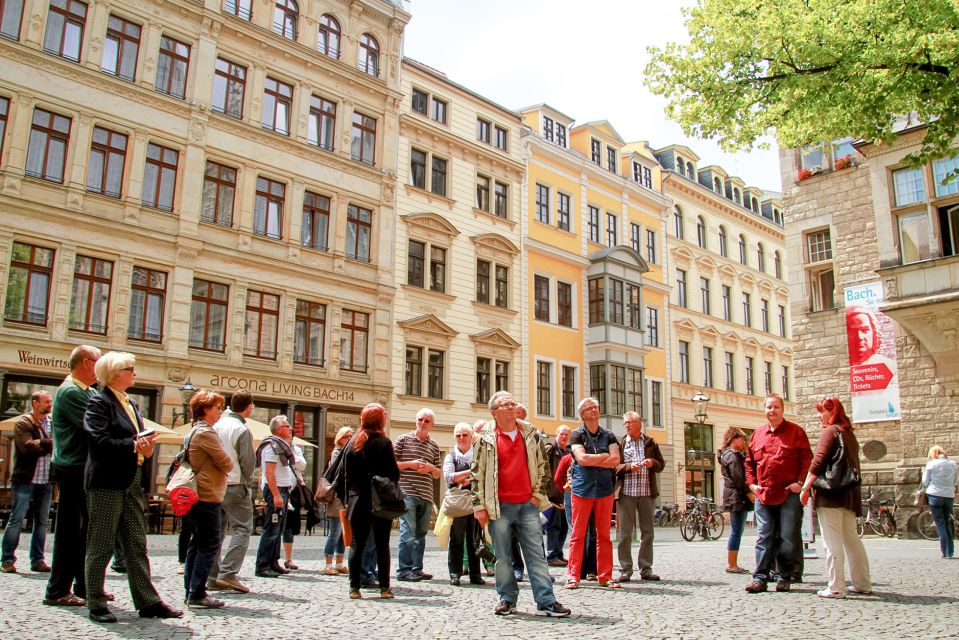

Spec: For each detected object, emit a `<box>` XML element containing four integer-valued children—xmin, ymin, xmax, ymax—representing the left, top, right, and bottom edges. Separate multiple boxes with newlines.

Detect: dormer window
<box><xmin>713</xmin><ymin>177</ymin><xmax>722</xmax><ymax>193</ymax></box>
<box><xmin>733</xmin><ymin>188</ymin><xmax>741</xmax><ymax>204</ymax></box>
<box><xmin>543</xmin><ymin>115</ymin><xmax>554</xmax><ymax>141</ymax></box>
<box><xmin>607</xmin><ymin>147</ymin><xmax>617</xmax><ymax>173</ymax></box>
<box><xmin>676</xmin><ymin>155</ymin><xmax>685</xmax><ymax>176</ymax></box>
<box><xmin>686</xmin><ymin>161</ymin><xmax>694</xmax><ymax>179</ymax></box>
<box><xmin>591</xmin><ymin>139</ymin><xmax>601</xmax><ymax>165</ymax></box>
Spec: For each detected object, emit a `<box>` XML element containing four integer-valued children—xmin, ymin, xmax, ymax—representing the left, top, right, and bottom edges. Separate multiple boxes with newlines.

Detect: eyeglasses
<box><xmin>494</xmin><ymin>401</ymin><xmax>517</xmax><ymax>410</ymax></box>
<box><xmin>122</xmin><ymin>367</ymin><xmax>135</xmax><ymax>372</ymax></box>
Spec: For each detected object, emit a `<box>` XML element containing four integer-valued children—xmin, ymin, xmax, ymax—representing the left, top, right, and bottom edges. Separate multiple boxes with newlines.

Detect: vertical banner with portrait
<box><xmin>844</xmin><ymin>282</ymin><xmax>901</xmax><ymax>422</ymax></box>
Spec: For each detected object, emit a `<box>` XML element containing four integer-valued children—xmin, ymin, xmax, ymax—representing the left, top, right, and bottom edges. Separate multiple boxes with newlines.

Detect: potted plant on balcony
<box><xmin>834</xmin><ymin>154</ymin><xmax>853</xmax><ymax>170</ymax></box>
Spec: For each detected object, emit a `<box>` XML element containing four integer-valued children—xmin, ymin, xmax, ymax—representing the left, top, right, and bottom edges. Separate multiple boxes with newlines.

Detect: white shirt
<box><xmin>262</xmin><ymin>443</ymin><xmax>294</xmax><ymax>489</ymax></box>
<box><xmin>923</xmin><ymin>456</ymin><xmax>958</xmax><ymax>498</ymax></box>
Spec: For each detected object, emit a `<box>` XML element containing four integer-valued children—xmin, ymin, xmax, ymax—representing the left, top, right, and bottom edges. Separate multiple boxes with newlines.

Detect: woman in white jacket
<box><xmin>922</xmin><ymin>446</ymin><xmax>958</xmax><ymax>559</ymax></box>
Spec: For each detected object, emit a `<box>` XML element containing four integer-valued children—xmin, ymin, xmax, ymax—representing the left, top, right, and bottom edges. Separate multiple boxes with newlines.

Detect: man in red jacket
<box><xmin>744</xmin><ymin>395</ymin><xmax>812</xmax><ymax>594</ymax></box>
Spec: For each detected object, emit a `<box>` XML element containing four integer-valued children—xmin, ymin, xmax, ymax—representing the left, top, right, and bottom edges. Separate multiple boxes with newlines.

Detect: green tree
<box><xmin>646</xmin><ymin>0</ymin><xmax>959</xmax><ymax>166</ymax></box>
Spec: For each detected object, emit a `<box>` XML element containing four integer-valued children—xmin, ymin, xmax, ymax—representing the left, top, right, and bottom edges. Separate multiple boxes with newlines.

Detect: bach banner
<box><xmin>844</xmin><ymin>282</ymin><xmax>901</xmax><ymax>423</ymax></box>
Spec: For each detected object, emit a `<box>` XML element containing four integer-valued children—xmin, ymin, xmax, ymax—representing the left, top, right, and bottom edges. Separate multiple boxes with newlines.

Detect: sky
<box><xmin>401</xmin><ymin>0</ymin><xmax>783</xmax><ymax>191</ymax></box>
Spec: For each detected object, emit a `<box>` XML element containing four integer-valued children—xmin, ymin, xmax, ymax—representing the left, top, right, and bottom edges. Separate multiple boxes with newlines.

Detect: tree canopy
<box><xmin>645</xmin><ymin>0</ymin><xmax>959</xmax><ymax>166</ymax></box>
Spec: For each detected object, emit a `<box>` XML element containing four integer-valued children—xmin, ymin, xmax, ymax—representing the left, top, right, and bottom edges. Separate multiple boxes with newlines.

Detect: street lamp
<box><xmin>692</xmin><ymin>390</ymin><xmax>710</xmax><ymax>500</ymax></box>
<box><xmin>170</xmin><ymin>379</ymin><xmax>197</xmax><ymax>427</ymax></box>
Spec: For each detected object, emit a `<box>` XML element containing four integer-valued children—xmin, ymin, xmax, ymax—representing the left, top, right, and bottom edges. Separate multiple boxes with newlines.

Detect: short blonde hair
<box><xmin>94</xmin><ymin>351</ymin><xmax>135</xmax><ymax>387</ymax></box>
<box><xmin>928</xmin><ymin>445</ymin><xmax>947</xmax><ymax>460</ymax></box>
<box><xmin>334</xmin><ymin>426</ymin><xmax>354</xmax><ymax>445</ymax></box>
<box><xmin>453</xmin><ymin>422</ymin><xmax>473</xmax><ymax>437</ymax></box>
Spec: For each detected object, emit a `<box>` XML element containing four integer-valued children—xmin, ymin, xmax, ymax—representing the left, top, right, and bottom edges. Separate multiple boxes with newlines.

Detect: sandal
<box><xmin>323</xmin><ymin>566</ymin><xmax>338</xmax><ymax>576</ymax></box>
<box><xmin>284</xmin><ymin>561</ymin><xmax>299</xmax><ymax>570</ymax></box>
<box><xmin>598</xmin><ymin>580</ymin><xmax>622</xmax><ymax>589</ymax></box>
<box><xmin>43</xmin><ymin>593</ymin><xmax>86</xmax><ymax>607</ymax></box>
<box><xmin>336</xmin><ymin>565</ymin><xmax>350</xmax><ymax>575</ymax></box>
<box><xmin>725</xmin><ymin>567</ymin><xmax>750</xmax><ymax>574</ymax></box>
<box><xmin>564</xmin><ymin>580</ymin><xmax>580</xmax><ymax>590</ymax></box>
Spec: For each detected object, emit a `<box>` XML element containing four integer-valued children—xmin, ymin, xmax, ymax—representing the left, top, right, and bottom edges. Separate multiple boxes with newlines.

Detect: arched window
<box><xmin>273</xmin><ymin>0</ymin><xmax>297</xmax><ymax>40</ymax></box>
<box><xmin>733</xmin><ymin>187</ymin><xmax>741</xmax><ymax>204</ymax></box>
<box><xmin>774</xmin><ymin>251</ymin><xmax>783</xmax><ymax>279</ymax></box>
<box><xmin>676</xmin><ymin>156</ymin><xmax>685</xmax><ymax>176</ymax></box>
<box><xmin>718</xmin><ymin>225</ymin><xmax>728</xmax><ymax>258</ymax></box>
<box><xmin>714</xmin><ymin>177</ymin><xmax>722</xmax><ymax>193</ymax></box>
<box><xmin>751</xmin><ymin>196</ymin><xmax>759</xmax><ymax>212</ymax></box>
<box><xmin>696</xmin><ymin>216</ymin><xmax>707</xmax><ymax>248</ymax></box>
<box><xmin>358</xmin><ymin>33</ymin><xmax>379</xmax><ymax>77</ymax></box>
<box><xmin>686</xmin><ymin>161</ymin><xmax>694</xmax><ymax>179</ymax></box>
<box><xmin>673</xmin><ymin>206</ymin><xmax>684</xmax><ymax>239</ymax></box>
<box><xmin>317</xmin><ymin>14</ymin><xmax>340</xmax><ymax>58</ymax></box>
<box><xmin>738</xmin><ymin>234</ymin><xmax>747</xmax><ymax>265</ymax></box>
<box><xmin>757</xmin><ymin>243</ymin><xmax>766</xmax><ymax>272</ymax></box>
<box><xmin>774</xmin><ymin>208</ymin><xmax>782</xmax><ymax>225</ymax></box>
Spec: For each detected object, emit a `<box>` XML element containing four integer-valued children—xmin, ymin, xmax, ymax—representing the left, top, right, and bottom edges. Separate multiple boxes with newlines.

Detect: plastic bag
<box><xmin>433</xmin><ymin>509</ymin><xmax>452</xmax><ymax>549</ymax></box>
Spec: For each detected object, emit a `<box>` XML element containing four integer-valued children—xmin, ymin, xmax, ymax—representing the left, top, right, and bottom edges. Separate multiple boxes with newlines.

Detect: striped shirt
<box><xmin>394</xmin><ymin>431</ymin><xmax>440</xmax><ymax>501</ymax></box>
<box><xmin>621</xmin><ymin>436</ymin><xmax>652</xmax><ymax>497</ymax></box>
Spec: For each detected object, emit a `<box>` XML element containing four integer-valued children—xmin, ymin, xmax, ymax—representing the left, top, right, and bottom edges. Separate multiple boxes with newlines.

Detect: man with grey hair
<box><xmin>472</xmin><ymin>391</ymin><xmax>570</xmax><ymax>617</ymax></box>
<box><xmin>395</xmin><ymin>408</ymin><xmax>441</xmax><ymax>581</ymax></box>
<box><xmin>254</xmin><ymin>415</ymin><xmax>295</xmax><ymax>578</ymax></box>
<box><xmin>615</xmin><ymin>411</ymin><xmax>664</xmax><ymax>582</ymax></box>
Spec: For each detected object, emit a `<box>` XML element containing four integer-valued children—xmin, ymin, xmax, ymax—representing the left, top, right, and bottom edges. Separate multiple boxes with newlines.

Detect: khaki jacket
<box><xmin>470</xmin><ymin>420</ymin><xmax>550</xmax><ymax>521</ymax></box>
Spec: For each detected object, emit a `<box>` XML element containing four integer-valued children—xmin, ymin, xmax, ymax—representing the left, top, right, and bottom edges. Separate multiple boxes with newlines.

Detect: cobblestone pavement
<box><xmin>1</xmin><ymin>527</ymin><xmax>956</xmax><ymax>640</ymax></box>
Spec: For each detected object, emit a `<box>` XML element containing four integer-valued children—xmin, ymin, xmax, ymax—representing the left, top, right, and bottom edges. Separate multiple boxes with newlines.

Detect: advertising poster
<box><xmin>844</xmin><ymin>282</ymin><xmax>901</xmax><ymax>422</ymax></box>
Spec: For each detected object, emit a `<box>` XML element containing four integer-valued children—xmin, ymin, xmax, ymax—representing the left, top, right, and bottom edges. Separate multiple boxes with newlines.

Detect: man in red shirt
<box><xmin>744</xmin><ymin>395</ymin><xmax>812</xmax><ymax>594</ymax></box>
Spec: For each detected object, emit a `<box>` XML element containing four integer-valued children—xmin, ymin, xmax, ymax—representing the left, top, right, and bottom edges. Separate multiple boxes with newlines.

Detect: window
<box><xmin>0</xmin><ymin>97</ymin><xmax>7</xmax><ymax>156</ymax></box>
<box><xmin>745</xmin><ymin>356</ymin><xmax>755</xmax><ymax>394</ymax></box>
<box><xmin>805</xmin><ymin>229</ymin><xmax>835</xmax><ymax>310</ymax></box>
<box><xmin>405</xmin><ymin>346</ymin><xmax>422</xmax><ymax>396</ymax></box>
<box><xmin>86</xmin><ymin>126</ymin><xmax>126</xmax><ymax>198</ymax></box>
<box><xmin>721</xmin><ymin>285</ymin><xmax>731</xmax><ymax>321</ymax></box>
<box><xmin>898</xmin><ymin>211</ymin><xmax>932</xmax><ymax>263</ymax></box>
<box><xmin>535</xmin><ymin>184</ymin><xmax>550</xmax><ymax>224</ymax></box>
<box><xmin>676</xmin><ymin>269</ymin><xmax>687</xmax><ymax>307</ymax></box>
<box><xmin>703</xmin><ymin>347</ymin><xmax>713</xmax><ymax>388</ymax></box>
<box><xmin>757</xmin><ymin>244</ymin><xmax>766</xmax><ymax>272</ymax></box>
<box><xmin>892</xmin><ymin>167</ymin><xmax>925</xmax><ymax>206</ymax></box>
<box><xmin>606</xmin><ymin>212</ymin><xmax>618</xmax><ymax>247</ymax></box>
<box><xmin>427</xmin><ymin>349</ymin><xmax>444</xmax><ymax>398</ymax></box>
<box><xmin>542</xmin><ymin>115</ymin><xmax>553</xmax><ymax>141</ymax></box>
<box><xmin>676</xmin><ymin>156</ymin><xmax>684</xmax><ymax>175</ymax></box>
<box><xmin>718</xmin><ymin>226</ymin><xmax>728</xmax><ymax>258</ymax></box>
<box><xmin>25</xmin><ymin>108</ymin><xmax>71</xmax><ymax>183</ymax></box>
<box><xmin>212</xmin><ymin>58</ymin><xmax>246</xmax><ymax>119</ymax></box>
<box><xmin>294</xmin><ymin>300</ymin><xmax>326</xmax><ymax>366</ymax></box>
<box><xmin>645</xmin><ymin>307</ymin><xmax>659</xmax><ymax>347</ymax></box>
<box><xmin>430</xmin><ymin>155</ymin><xmax>447</xmax><ymax>197</ymax></box>
<box><xmin>155</xmin><ymin>36</ymin><xmax>190</xmax><ymax>99</ymax></box>
<box><xmin>272</xmin><ymin>0</ymin><xmax>297</xmax><ymax>40</ymax></box>
<box><xmin>589</xmin><ymin>364</ymin><xmax>606</xmax><ymax>410</ymax></box>
<box><xmin>561</xmin><ymin>365</ymin><xmax>577</xmax><ymax>419</ymax></box>
<box><xmin>534</xmin><ymin>275</ymin><xmax>550</xmax><ymax>322</ymax></box>
<box><xmin>610</xmin><ymin>365</ymin><xmax>626</xmax><ymax>415</ymax></box>
<box><xmin>409</xmin><ymin>148</ymin><xmax>447</xmax><ymax>196</ymax></box>
<box><xmin>587</xmin><ymin>206</ymin><xmax>600</xmax><ymax>243</ymax></box>
<box><xmin>358</xmin><ymin>33</ymin><xmax>379</xmax><ymax>76</ymax></box>
<box><xmin>317</xmin><ymin>14</ymin><xmax>339</xmax><ymax>58</ymax></box>
<box><xmin>189</xmin><ymin>279</ymin><xmax>228</xmax><ymax>351</ymax></box>
<box><xmin>475</xmin><ymin>259</ymin><xmax>509</xmax><ymax>308</ymax></box>
<box><xmin>536</xmin><ymin>361</ymin><xmax>552</xmax><ymax>416</ymax></box>
<box><xmin>761</xmin><ymin>299</ymin><xmax>769</xmax><ymax>332</ymax></box>
<box><xmin>700</xmin><ymin>277</ymin><xmax>711</xmax><ymax>315</ymax></box>
<box><xmin>607</xmin><ymin>146</ymin><xmax>617</xmax><ymax>172</ymax></box>
<box><xmin>351</xmin><ymin>112</ymin><xmax>376</xmax><ymax>164</ymax></box>
<box><xmin>673</xmin><ymin>206</ymin><xmax>684</xmax><ymax>239</ymax></box>
<box><xmin>128</xmin><ymin>267</ymin><xmax>166</xmax><ymax>342</ymax></box>
<box><xmin>626</xmin><ymin>284</ymin><xmax>641</xmax><ymax>330</ymax></box>
<box><xmin>4</xmin><ymin>242</ymin><xmax>54</xmax><ymax>325</ymax></box>
<box><xmin>608</xmin><ymin>278</ymin><xmax>624</xmax><ymax>325</ymax></box>
<box><xmin>696</xmin><ymin>216</ymin><xmax>707</xmax><ymax>248</ymax></box>
<box><xmin>940</xmin><ymin>205</ymin><xmax>959</xmax><ymax>258</ymax></box>
<box><xmin>494</xmin><ymin>181</ymin><xmax>508</xmax><ymax>218</ymax></box>
<box><xmin>809</xmin><ymin>265</ymin><xmax>836</xmax><ymax>311</ymax></box>
<box><xmin>44</xmin><ymin>0</ymin><xmax>86</xmax><ymax>62</ymax></box>
<box><xmin>406</xmin><ymin>239</ymin><xmax>445</xmax><ymax>293</ymax></box>
<box><xmin>201</xmin><ymin>161</ymin><xmax>236</xmax><ymax>226</ymax></box>
<box><xmin>410</xmin><ymin>148</ymin><xmax>426</xmax><ymax>189</ymax></box>
<box><xmin>308</xmin><ymin>95</ymin><xmax>335</xmax><ymax>150</ymax></box>
<box><xmin>733</xmin><ymin>187</ymin><xmax>741</xmax><ymax>205</ymax></box>
<box><xmin>557</xmin><ymin>193</ymin><xmax>571</xmax><ymax>231</ymax></box>
<box><xmin>301</xmin><ymin>191</ymin><xmax>330</xmax><ymax>251</ymax></box>
<box><xmin>678</xmin><ymin>341</ymin><xmax>690</xmax><ymax>383</ymax></box>
<box><xmin>340</xmin><ymin>309</ymin><xmax>368</xmax><ymax>372</ymax></box>
<box><xmin>556</xmin><ymin>123</ymin><xmax>566</xmax><ymax>147</ymax></box>
<box><xmin>431</xmin><ymin>97</ymin><xmax>448</xmax><ymax>125</ymax></box>
<box><xmin>141</xmin><ymin>142</ymin><xmax>178</xmax><ymax>211</ymax></box>
<box><xmin>778</xmin><ymin>305</ymin><xmax>787</xmax><ymax>337</ymax></box>
<box><xmin>724</xmin><ymin>352</ymin><xmax>734</xmax><ymax>391</ymax></box>
<box><xmin>646</xmin><ymin>229</ymin><xmax>657</xmax><ymax>263</ymax></box>
<box><xmin>224</xmin><ymin>0</ymin><xmax>252</xmax><ymax>21</ymax></box>
<box><xmin>631</xmin><ymin>223</ymin><xmax>641</xmax><ymax>253</ymax></box>
<box><xmin>262</xmin><ymin>77</ymin><xmax>292</xmax><ymax>135</ymax></box>
<box><xmin>714</xmin><ymin>177</ymin><xmax>722</xmax><ymax>193</ymax></box>
<box><xmin>477</xmin><ymin>358</ymin><xmax>511</xmax><ymax>402</ymax></box>
<box><xmin>588</xmin><ymin>277</ymin><xmax>603</xmax><ymax>324</ymax></box>
<box><xmin>933</xmin><ymin>156</ymin><xmax>959</xmax><ymax>197</ymax></box>
<box><xmin>102</xmin><ymin>15</ymin><xmax>140</xmax><ymax>80</ymax></box>
<box><xmin>774</xmin><ymin>251</ymin><xmax>783</xmax><ymax>279</ymax></box>
<box><xmin>650</xmin><ymin>380</ymin><xmax>662</xmax><ymax>428</ymax></box>
<box><xmin>494</xmin><ymin>126</ymin><xmax>507</xmax><ymax>150</ymax></box>
<box><xmin>782</xmin><ymin>366</ymin><xmax>790</xmax><ymax>400</ymax></box>
<box><xmin>557</xmin><ymin>281</ymin><xmax>572</xmax><ymax>327</ymax></box>
<box><xmin>495</xmin><ymin>360</ymin><xmax>509</xmax><ymax>395</ymax></box>
<box><xmin>763</xmin><ymin>361</ymin><xmax>772</xmax><ymax>395</ymax></box>
<box><xmin>244</xmin><ymin>290</ymin><xmax>279</xmax><ymax>359</ymax></box>
<box><xmin>742</xmin><ymin>292</ymin><xmax>751</xmax><ymax>328</ymax></box>
<box><xmin>476</xmin><ymin>118</ymin><xmax>491</xmax><ymax>144</ymax></box>
<box><xmin>591</xmin><ymin>139</ymin><xmax>601</xmax><ymax>164</ymax></box>
<box><xmin>1</xmin><ymin>0</ymin><xmax>24</xmax><ymax>39</ymax></box>
<box><xmin>738</xmin><ymin>234</ymin><xmax>747</xmax><ymax>265</ymax></box>
<box><xmin>345</xmin><ymin>204</ymin><xmax>372</xmax><ymax>262</ymax></box>
<box><xmin>475</xmin><ymin>175</ymin><xmax>490</xmax><ymax>211</ymax></box>
<box><xmin>254</xmin><ymin>176</ymin><xmax>284</xmax><ymax>239</ymax></box>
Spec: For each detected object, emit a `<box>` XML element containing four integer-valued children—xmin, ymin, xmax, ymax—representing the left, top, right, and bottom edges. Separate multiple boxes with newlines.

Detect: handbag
<box><xmin>314</xmin><ymin>476</ymin><xmax>336</xmax><ymax>504</ymax></box>
<box><xmin>812</xmin><ymin>427</ymin><xmax>861</xmax><ymax>493</ymax></box>
<box><xmin>442</xmin><ymin>486</ymin><xmax>474</xmax><ymax>518</ymax></box>
<box><xmin>164</xmin><ymin>426</ymin><xmax>209</xmax><ymax>515</ymax></box>
<box><xmin>370</xmin><ymin>475</ymin><xmax>407</xmax><ymax>520</ymax></box>
<box><xmin>914</xmin><ymin>488</ymin><xmax>928</xmax><ymax>507</ymax></box>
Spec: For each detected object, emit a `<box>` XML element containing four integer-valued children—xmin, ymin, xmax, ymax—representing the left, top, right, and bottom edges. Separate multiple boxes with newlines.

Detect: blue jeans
<box><xmin>545</xmin><ymin>504</ymin><xmax>569</xmax><ymax>560</ymax></box>
<box><xmin>324</xmin><ymin>515</ymin><xmax>344</xmax><ymax>556</ymax></box>
<box><xmin>184</xmin><ymin>501</ymin><xmax>221</xmax><ymax>600</ymax></box>
<box><xmin>927</xmin><ymin>495</ymin><xmax>955</xmax><ymax>558</ymax></box>
<box><xmin>2</xmin><ymin>482</ymin><xmax>53</xmax><ymax>565</ymax></box>
<box><xmin>488</xmin><ymin>501</ymin><xmax>557</xmax><ymax>606</ymax></box>
<box><xmin>255</xmin><ymin>486</ymin><xmax>289</xmax><ymax>572</ymax></box>
<box><xmin>753</xmin><ymin>493</ymin><xmax>802</xmax><ymax>583</ymax></box>
<box><xmin>397</xmin><ymin>495</ymin><xmax>432</xmax><ymax>575</ymax></box>
<box><xmin>727</xmin><ymin>510</ymin><xmax>747</xmax><ymax>551</ymax></box>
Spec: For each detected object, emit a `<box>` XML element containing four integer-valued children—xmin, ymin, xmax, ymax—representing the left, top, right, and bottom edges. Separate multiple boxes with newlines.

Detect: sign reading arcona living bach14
<box><xmin>206</xmin><ymin>374</ymin><xmax>362</xmax><ymax>404</ymax></box>
<box><xmin>844</xmin><ymin>282</ymin><xmax>901</xmax><ymax>423</ymax></box>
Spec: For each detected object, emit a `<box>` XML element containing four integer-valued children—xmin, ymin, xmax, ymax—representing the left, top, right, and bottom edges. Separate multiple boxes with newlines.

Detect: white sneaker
<box><xmin>817</xmin><ymin>589</ymin><xmax>846</xmax><ymax>599</ymax></box>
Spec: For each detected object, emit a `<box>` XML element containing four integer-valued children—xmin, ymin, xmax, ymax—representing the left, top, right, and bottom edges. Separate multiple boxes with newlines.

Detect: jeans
<box><xmin>324</xmin><ymin>515</ymin><xmax>345</xmax><ymax>557</ymax></box>
<box><xmin>255</xmin><ymin>486</ymin><xmax>290</xmax><ymax>572</ymax></box>
<box><xmin>727</xmin><ymin>510</ymin><xmax>747</xmax><ymax>552</ymax></box>
<box><xmin>488</xmin><ymin>501</ymin><xmax>557</xmax><ymax>606</ymax></box>
<box><xmin>397</xmin><ymin>495</ymin><xmax>432</xmax><ymax>576</ymax></box>
<box><xmin>927</xmin><ymin>494</ymin><xmax>955</xmax><ymax>558</ymax></box>
<box><xmin>184</xmin><ymin>501</ymin><xmax>222</xmax><ymax>600</ymax></box>
<box><xmin>545</xmin><ymin>505</ymin><xmax>568</xmax><ymax>560</ymax></box>
<box><xmin>753</xmin><ymin>493</ymin><xmax>803</xmax><ymax>583</ymax></box>
<box><xmin>46</xmin><ymin>466</ymin><xmax>86</xmax><ymax>599</ymax></box>
<box><xmin>2</xmin><ymin>482</ymin><xmax>53</xmax><ymax>565</ymax></box>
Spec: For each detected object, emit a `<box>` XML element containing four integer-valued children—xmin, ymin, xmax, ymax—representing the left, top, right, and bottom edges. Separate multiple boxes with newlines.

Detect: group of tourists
<box><xmin>2</xmin><ymin>342</ymin><xmax>957</xmax><ymax>623</ymax></box>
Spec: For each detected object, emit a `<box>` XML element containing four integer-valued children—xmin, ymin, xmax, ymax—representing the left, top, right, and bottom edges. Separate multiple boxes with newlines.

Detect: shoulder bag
<box><xmin>442</xmin><ymin>486</ymin><xmax>474</xmax><ymax>518</ymax></box>
<box><xmin>370</xmin><ymin>475</ymin><xmax>407</xmax><ymax>520</ymax></box>
<box><xmin>812</xmin><ymin>427</ymin><xmax>861</xmax><ymax>494</ymax></box>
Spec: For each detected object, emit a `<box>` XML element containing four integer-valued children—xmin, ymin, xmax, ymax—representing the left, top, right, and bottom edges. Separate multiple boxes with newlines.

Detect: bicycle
<box><xmin>679</xmin><ymin>497</ymin><xmax>724</xmax><ymax>541</ymax></box>
<box><xmin>856</xmin><ymin>491</ymin><xmax>896</xmax><ymax>538</ymax></box>
<box><xmin>916</xmin><ymin>504</ymin><xmax>959</xmax><ymax>541</ymax></box>
<box><xmin>654</xmin><ymin>502</ymin><xmax>680</xmax><ymax>527</ymax></box>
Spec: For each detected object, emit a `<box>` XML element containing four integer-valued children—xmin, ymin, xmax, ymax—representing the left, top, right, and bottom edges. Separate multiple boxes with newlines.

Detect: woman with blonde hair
<box><xmin>323</xmin><ymin>426</ymin><xmax>354</xmax><ymax>575</ymax></box>
<box><xmin>923</xmin><ymin>445</ymin><xmax>957</xmax><ymax>559</ymax></box>
<box><xmin>718</xmin><ymin>426</ymin><xmax>753</xmax><ymax>573</ymax></box>
<box><xmin>443</xmin><ymin>422</ymin><xmax>485</xmax><ymax>586</ymax></box>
